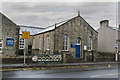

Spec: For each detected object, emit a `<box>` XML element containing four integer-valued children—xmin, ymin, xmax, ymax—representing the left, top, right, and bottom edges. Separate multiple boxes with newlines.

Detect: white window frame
<box><xmin>88</xmin><ymin>36</ymin><xmax>92</xmax><ymax>51</ymax></box>
<box><xmin>19</xmin><ymin>38</ymin><xmax>25</xmax><ymax>49</ymax></box>
<box><xmin>63</xmin><ymin>35</ymin><xmax>69</xmax><ymax>51</ymax></box>
<box><xmin>33</xmin><ymin>38</ymin><xmax>35</xmax><ymax>49</ymax></box>
<box><xmin>76</xmin><ymin>37</ymin><xmax>81</xmax><ymax>45</ymax></box>
<box><xmin>39</xmin><ymin>37</ymin><xmax>41</xmax><ymax>49</ymax></box>
<box><xmin>0</xmin><ymin>39</ymin><xmax>3</xmax><ymax>53</ymax></box>
<box><xmin>47</xmin><ymin>35</ymin><xmax>50</xmax><ymax>50</ymax></box>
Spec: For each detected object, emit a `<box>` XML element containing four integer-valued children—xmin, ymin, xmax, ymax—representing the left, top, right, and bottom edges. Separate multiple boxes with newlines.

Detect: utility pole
<box><xmin>24</xmin><ymin>39</ymin><xmax>26</xmax><ymax>64</ymax></box>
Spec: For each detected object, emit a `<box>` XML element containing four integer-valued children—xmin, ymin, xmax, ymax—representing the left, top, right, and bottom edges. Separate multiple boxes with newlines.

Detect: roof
<box><xmin>97</xmin><ymin>26</ymin><xmax>120</xmax><ymax>32</ymax></box>
<box><xmin>37</xmin><ymin>20</ymin><xmax>68</xmax><ymax>34</ymax></box>
<box><xmin>34</xmin><ymin>15</ymin><xmax>98</xmax><ymax>35</ymax></box>
<box><xmin>19</xmin><ymin>25</ymin><xmax>45</xmax><ymax>35</ymax></box>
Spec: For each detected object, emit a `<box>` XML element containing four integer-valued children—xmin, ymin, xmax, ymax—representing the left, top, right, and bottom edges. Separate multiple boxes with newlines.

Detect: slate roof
<box><xmin>19</xmin><ymin>25</ymin><xmax>45</xmax><ymax>35</ymax></box>
<box><xmin>37</xmin><ymin>20</ymin><xmax>68</xmax><ymax>34</ymax></box>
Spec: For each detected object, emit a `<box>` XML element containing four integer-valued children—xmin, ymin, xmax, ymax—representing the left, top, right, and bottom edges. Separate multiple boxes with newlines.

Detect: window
<box><xmin>76</xmin><ymin>37</ymin><xmax>81</xmax><ymax>45</ymax></box>
<box><xmin>33</xmin><ymin>38</ymin><xmax>35</xmax><ymax>49</ymax></box>
<box><xmin>0</xmin><ymin>39</ymin><xmax>2</xmax><ymax>53</ymax></box>
<box><xmin>19</xmin><ymin>38</ymin><xmax>24</xmax><ymax>49</ymax></box>
<box><xmin>88</xmin><ymin>37</ymin><xmax>92</xmax><ymax>51</ymax></box>
<box><xmin>39</xmin><ymin>37</ymin><xmax>41</xmax><ymax>49</ymax></box>
<box><xmin>63</xmin><ymin>35</ymin><xmax>69</xmax><ymax>50</ymax></box>
<box><xmin>47</xmin><ymin>35</ymin><xmax>50</xmax><ymax>50</ymax></box>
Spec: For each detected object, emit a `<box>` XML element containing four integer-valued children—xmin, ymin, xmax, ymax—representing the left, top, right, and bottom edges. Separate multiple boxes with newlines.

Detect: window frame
<box><xmin>63</xmin><ymin>35</ymin><xmax>69</xmax><ymax>51</ymax></box>
<box><xmin>0</xmin><ymin>39</ymin><xmax>3</xmax><ymax>53</ymax></box>
<box><xmin>33</xmin><ymin>38</ymin><xmax>36</xmax><ymax>49</ymax></box>
<box><xmin>39</xmin><ymin>37</ymin><xmax>41</xmax><ymax>49</ymax></box>
<box><xmin>76</xmin><ymin>37</ymin><xmax>81</xmax><ymax>45</ymax></box>
<box><xmin>19</xmin><ymin>38</ymin><xmax>25</xmax><ymax>49</ymax></box>
<box><xmin>46</xmin><ymin>35</ymin><xmax>50</xmax><ymax>50</ymax></box>
<box><xmin>88</xmin><ymin>36</ymin><xmax>92</xmax><ymax>51</ymax></box>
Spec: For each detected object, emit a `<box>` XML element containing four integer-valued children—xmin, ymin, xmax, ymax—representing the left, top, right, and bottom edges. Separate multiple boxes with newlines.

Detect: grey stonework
<box><xmin>33</xmin><ymin>15</ymin><xmax>98</xmax><ymax>62</ymax></box>
<box><xmin>54</xmin><ymin>16</ymin><xmax>98</xmax><ymax>57</ymax></box>
<box><xmin>0</xmin><ymin>13</ymin><xmax>20</xmax><ymax>57</ymax></box>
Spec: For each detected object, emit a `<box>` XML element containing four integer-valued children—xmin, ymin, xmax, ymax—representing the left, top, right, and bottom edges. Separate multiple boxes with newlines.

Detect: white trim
<box><xmin>33</xmin><ymin>38</ymin><xmax>36</xmax><ymax>49</ymax></box>
<box><xmin>88</xmin><ymin>36</ymin><xmax>92</xmax><ymax>51</ymax></box>
<box><xmin>63</xmin><ymin>35</ymin><xmax>69</xmax><ymax>51</ymax></box>
<box><xmin>19</xmin><ymin>37</ymin><xmax>25</xmax><ymax>49</ymax></box>
<box><xmin>62</xmin><ymin>50</ymin><xmax>69</xmax><ymax>52</ymax></box>
<box><xmin>46</xmin><ymin>35</ymin><xmax>50</xmax><ymax>50</ymax></box>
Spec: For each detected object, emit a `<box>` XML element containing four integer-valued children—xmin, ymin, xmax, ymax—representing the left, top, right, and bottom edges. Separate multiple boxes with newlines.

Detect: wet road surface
<box><xmin>2</xmin><ymin>66</ymin><xmax>118</xmax><ymax>78</ymax></box>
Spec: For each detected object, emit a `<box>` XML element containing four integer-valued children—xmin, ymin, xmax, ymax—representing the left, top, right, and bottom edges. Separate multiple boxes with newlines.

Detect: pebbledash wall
<box><xmin>0</xmin><ymin>12</ymin><xmax>20</xmax><ymax>57</ymax></box>
<box><xmin>33</xmin><ymin>13</ymin><xmax>98</xmax><ymax>62</ymax></box>
<box><xmin>97</xmin><ymin>20</ymin><xmax>120</xmax><ymax>61</ymax></box>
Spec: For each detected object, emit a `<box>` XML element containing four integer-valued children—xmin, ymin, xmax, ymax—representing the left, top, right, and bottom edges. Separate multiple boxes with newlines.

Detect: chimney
<box><xmin>78</xmin><ymin>10</ymin><xmax>80</xmax><ymax>17</ymax></box>
<box><xmin>100</xmin><ymin>20</ymin><xmax>109</xmax><ymax>27</ymax></box>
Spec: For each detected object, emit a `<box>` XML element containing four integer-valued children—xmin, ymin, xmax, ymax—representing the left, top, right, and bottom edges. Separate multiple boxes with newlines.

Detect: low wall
<box><xmin>96</xmin><ymin>52</ymin><xmax>115</xmax><ymax>62</ymax></box>
<box><xmin>2</xmin><ymin>57</ymin><xmax>33</xmax><ymax>64</ymax></box>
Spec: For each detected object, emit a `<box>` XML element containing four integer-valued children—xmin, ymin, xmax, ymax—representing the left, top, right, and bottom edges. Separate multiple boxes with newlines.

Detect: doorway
<box><xmin>75</xmin><ymin>45</ymin><xmax>81</xmax><ymax>58</ymax></box>
<box><xmin>28</xmin><ymin>45</ymin><xmax>32</xmax><ymax>55</ymax></box>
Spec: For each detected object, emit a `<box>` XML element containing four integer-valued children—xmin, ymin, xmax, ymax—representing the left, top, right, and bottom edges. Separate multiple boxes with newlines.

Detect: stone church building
<box><xmin>33</xmin><ymin>13</ymin><xmax>98</xmax><ymax>62</ymax></box>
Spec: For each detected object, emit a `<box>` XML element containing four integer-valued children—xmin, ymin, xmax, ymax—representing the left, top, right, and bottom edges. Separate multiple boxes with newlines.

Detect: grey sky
<box><xmin>1</xmin><ymin>2</ymin><xmax>117</xmax><ymax>29</ymax></box>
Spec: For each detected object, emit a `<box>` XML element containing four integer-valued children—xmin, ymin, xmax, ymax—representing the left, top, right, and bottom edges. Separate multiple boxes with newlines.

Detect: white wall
<box><xmin>97</xmin><ymin>26</ymin><xmax>116</xmax><ymax>53</ymax></box>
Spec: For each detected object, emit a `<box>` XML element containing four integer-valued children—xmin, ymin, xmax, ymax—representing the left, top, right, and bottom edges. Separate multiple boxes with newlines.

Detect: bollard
<box><xmin>108</xmin><ymin>64</ymin><xmax>110</xmax><ymax>67</ymax></box>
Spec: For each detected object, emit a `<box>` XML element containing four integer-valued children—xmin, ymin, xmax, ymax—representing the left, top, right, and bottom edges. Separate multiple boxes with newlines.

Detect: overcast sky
<box><xmin>1</xmin><ymin>1</ymin><xmax>117</xmax><ymax>30</ymax></box>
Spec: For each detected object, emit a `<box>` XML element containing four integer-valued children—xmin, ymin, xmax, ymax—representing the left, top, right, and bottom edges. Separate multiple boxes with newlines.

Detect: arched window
<box><xmin>76</xmin><ymin>37</ymin><xmax>81</xmax><ymax>45</ymax></box>
<box><xmin>63</xmin><ymin>35</ymin><xmax>69</xmax><ymax>50</ymax></box>
<box><xmin>88</xmin><ymin>37</ymin><xmax>92</xmax><ymax>51</ymax></box>
<box><xmin>39</xmin><ymin>37</ymin><xmax>41</xmax><ymax>49</ymax></box>
<box><xmin>33</xmin><ymin>38</ymin><xmax>35</xmax><ymax>49</ymax></box>
<box><xmin>47</xmin><ymin>35</ymin><xmax>50</xmax><ymax>50</ymax></box>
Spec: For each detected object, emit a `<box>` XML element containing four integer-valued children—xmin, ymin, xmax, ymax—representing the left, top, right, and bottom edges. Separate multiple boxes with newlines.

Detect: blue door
<box><xmin>75</xmin><ymin>45</ymin><xmax>81</xmax><ymax>58</ymax></box>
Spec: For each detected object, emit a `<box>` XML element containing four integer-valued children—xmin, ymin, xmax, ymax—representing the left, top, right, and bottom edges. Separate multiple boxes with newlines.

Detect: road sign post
<box><xmin>22</xmin><ymin>31</ymin><xmax>30</xmax><ymax>65</ymax></box>
<box><xmin>114</xmin><ymin>44</ymin><xmax>118</xmax><ymax>61</ymax></box>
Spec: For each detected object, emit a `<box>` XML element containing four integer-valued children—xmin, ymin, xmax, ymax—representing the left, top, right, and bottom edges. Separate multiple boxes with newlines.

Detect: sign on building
<box><xmin>71</xmin><ymin>43</ymin><xmax>76</xmax><ymax>48</ymax></box>
<box><xmin>6</xmin><ymin>38</ymin><xmax>14</xmax><ymax>46</ymax></box>
<box><xmin>22</xmin><ymin>31</ymin><xmax>30</xmax><ymax>39</ymax></box>
<box><xmin>114</xmin><ymin>44</ymin><xmax>118</xmax><ymax>48</ymax></box>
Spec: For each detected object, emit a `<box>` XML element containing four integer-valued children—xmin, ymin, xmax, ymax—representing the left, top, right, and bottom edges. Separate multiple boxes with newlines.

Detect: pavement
<box><xmin>1</xmin><ymin>62</ymin><xmax>118</xmax><ymax>69</ymax></box>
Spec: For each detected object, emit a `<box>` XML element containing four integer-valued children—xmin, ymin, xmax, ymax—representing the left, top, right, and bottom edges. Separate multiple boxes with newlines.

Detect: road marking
<box><xmin>91</xmin><ymin>73</ymin><xmax>119</xmax><ymax>78</ymax></box>
<box><xmin>22</xmin><ymin>68</ymin><xmax>27</xmax><ymax>71</ymax></box>
<box><xmin>0</xmin><ymin>69</ymin><xmax>19</xmax><ymax>71</ymax></box>
<box><xmin>51</xmin><ymin>66</ymin><xmax>88</xmax><ymax>69</ymax></box>
<box><xmin>51</xmin><ymin>67</ymin><xmax>67</xmax><ymax>69</ymax></box>
<box><xmin>41</xmin><ymin>67</ymin><xmax>46</xmax><ymax>70</ymax></box>
<box><xmin>81</xmin><ymin>66</ymin><xmax>88</xmax><ymax>68</ymax></box>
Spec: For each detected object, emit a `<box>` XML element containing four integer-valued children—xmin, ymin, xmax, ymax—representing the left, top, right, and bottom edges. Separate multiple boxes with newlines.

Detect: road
<box><xmin>2</xmin><ymin>65</ymin><xmax>118</xmax><ymax>78</ymax></box>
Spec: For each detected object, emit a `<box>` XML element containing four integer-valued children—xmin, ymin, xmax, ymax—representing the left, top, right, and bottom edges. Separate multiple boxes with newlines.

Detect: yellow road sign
<box><xmin>22</xmin><ymin>31</ymin><xmax>30</xmax><ymax>39</ymax></box>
